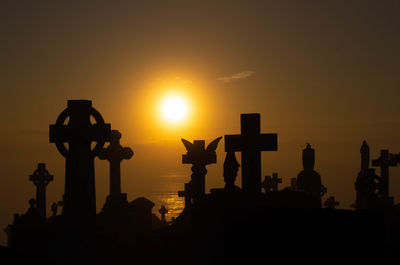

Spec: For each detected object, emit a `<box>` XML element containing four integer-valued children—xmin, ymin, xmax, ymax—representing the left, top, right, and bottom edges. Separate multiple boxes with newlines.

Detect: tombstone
<box><xmin>225</xmin><ymin>113</ymin><xmax>278</xmax><ymax>195</ymax></box>
<box><xmin>178</xmin><ymin>182</ymin><xmax>192</xmax><ymax>208</ymax></box>
<box><xmin>159</xmin><ymin>205</ymin><xmax>168</xmax><ymax>226</ymax></box>
<box><xmin>29</xmin><ymin>163</ymin><xmax>53</xmax><ymax>218</ymax></box>
<box><xmin>261</xmin><ymin>173</ymin><xmax>282</xmax><ymax>193</ymax></box>
<box><xmin>290</xmin><ymin>177</ymin><xmax>297</xmax><ymax>191</ymax></box>
<box><xmin>98</xmin><ymin>130</ymin><xmax>133</xmax><ymax>198</ymax></box>
<box><xmin>297</xmin><ymin>143</ymin><xmax>324</xmax><ymax>207</ymax></box>
<box><xmin>372</xmin><ymin>149</ymin><xmax>397</xmax><ymax>200</ymax></box>
<box><xmin>49</xmin><ymin>100</ymin><xmax>111</xmax><ymax>225</ymax></box>
<box><xmin>223</xmin><ymin>151</ymin><xmax>240</xmax><ymax>191</ymax></box>
<box><xmin>323</xmin><ymin>196</ymin><xmax>339</xmax><ymax>209</ymax></box>
<box><xmin>181</xmin><ymin>137</ymin><xmax>222</xmax><ymax>203</ymax></box>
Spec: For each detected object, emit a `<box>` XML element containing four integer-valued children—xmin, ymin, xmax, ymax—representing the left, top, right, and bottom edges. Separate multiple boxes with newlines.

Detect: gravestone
<box><xmin>372</xmin><ymin>149</ymin><xmax>397</xmax><ymax>200</ymax></box>
<box><xmin>181</xmin><ymin>137</ymin><xmax>221</xmax><ymax>203</ymax></box>
<box><xmin>178</xmin><ymin>182</ymin><xmax>192</xmax><ymax>208</ymax></box>
<box><xmin>223</xmin><ymin>151</ymin><xmax>240</xmax><ymax>191</ymax></box>
<box><xmin>225</xmin><ymin>113</ymin><xmax>277</xmax><ymax>195</ymax></box>
<box><xmin>323</xmin><ymin>196</ymin><xmax>339</xmax><ymax>209</ymax></box>
<box><xmin>297</xmin><ymin>143</ymin><xmax>324</xmax><ymax>207</ymax></box>
<box><xmin>98</xmin><ymin>130</ymin><xmax>133</xmax><ymax>197</ymax></box>
<box><xmin>29</xmin><ymin>163</ymin><xmax>53</xmax><ymax>218</ymax></box>
<box><xmin>159</xmin><ymin>205</ymin><xmax>168</xmax><ymax>226</ymax></box>
<box><xmin>49</xmin><ymin>100</ymin><xmax>111</xmax><ymax>225</ymax></box>
<box><xmin>261</xmin><ymin>173</ymin><xmax>282</xmax><ymax>193</ymax></box>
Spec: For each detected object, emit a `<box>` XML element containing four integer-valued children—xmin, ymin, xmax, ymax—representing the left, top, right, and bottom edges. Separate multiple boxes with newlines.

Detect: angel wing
<box><xmin>206</xmin><ymin>136</ymin><xmax>222</xmax><ymax>152</ymax></box>
<box><xmin>181</xmin><ymin>138</ymin><xmax>194</xmax><ymax>151</ymax></box>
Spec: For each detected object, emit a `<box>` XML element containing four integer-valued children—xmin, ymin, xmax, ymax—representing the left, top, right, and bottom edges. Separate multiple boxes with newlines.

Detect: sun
<box><xmin>161</xmin><ymin>95</ymin><xmax>188</xmax><ymax>123</ymax></box>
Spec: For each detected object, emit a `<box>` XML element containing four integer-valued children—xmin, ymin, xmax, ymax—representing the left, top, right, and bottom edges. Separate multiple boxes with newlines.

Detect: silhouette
<box><xmin>290</xmin><ymin>177</ymin><xmax>297</xmax><ymax>191</ymax></box>
<box><xmin>98</xmin><ymin>129</ymin><xmax>133</xmax><ymax>211</ymax></box>
<box><xmin>49</xmin><ymin>100</ymin><xmax>111</xmax><ymax>225</ymax></box>
<box><xmin>181</xmin><ymin>137</ymin><xmax>222</xmax><ymax>203</ymax></box>
<box><xmin>372</xmin><ymin>149</ymin><xmax>398</xmax><ymax>208</ymax></box>
<box><xmin>178</xmin><ymin>182</ymin><xmax>192</xmax><ymax>208</ymax></box>
<box><xmin>323</xmin><ymin>196</ymin><xmax>339</xmax><ymax>209</ymax></box>
<box><xmin>159</xmin><ymin>205</ymin><xmax>168</xmax><ymax>226</ymax></box>
<box><xmin>223</xmin><ymin>151</ymin><xmax>240</xmax><ymax>191</ymax></box>
<box><xmin>29</xmin><ymin>163</ymin><xmax>53</xmax><ymax>218</ymax></box>
<box><xmin>225</xmin><ymin>113</ymin><xmax>277</xmax><ymax>194</ymax></box>
<box><xmin>297</xmin><ymin>143</ymin><xmax>325</xmax><ymax>207</ymax></box>
<box><xmin>261</xmin><ymin>173</ymin><xmax>282</xmax><ymax>193</ymax></box>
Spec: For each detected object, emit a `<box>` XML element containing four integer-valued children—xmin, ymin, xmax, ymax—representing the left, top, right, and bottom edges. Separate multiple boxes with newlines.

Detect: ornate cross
<box><xmin>29</xmin><ymin>163</ymin><xmax>53</xmax><ymax>218</ymax></box>
<box><xmin>181</xmin><ymin>137</ymin><xmax>222</xmax><ymax>203</ymax></box>
<box><xmin>261</xmin><ymin>173</ymin><xmax>282</xmax><ymax>192</ymax></box>
<box><xmin>98</xmin><ymin>130</ymin><xmax>133</xmax><ymax>197</ymax></box>
<box><xmin>225</xmin><ymin>113</ymin><xmax>277</xmax><ymax>194</ymax></box>
<box><xmin>49</xmin><ymin>100</ymin><xmax>110</xmax><ymax>224</ymax></box>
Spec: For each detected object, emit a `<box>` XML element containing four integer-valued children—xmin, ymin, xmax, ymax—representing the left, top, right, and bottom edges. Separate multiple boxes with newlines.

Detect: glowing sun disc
<box><xmin>161</xmin><ymin>96</ymin><xmax>188</xmax><ymax>122</ymax></box>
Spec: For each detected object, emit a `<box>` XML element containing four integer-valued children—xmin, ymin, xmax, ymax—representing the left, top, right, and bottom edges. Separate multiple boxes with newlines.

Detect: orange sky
<box><xmin>1</xmin><ymin>1</ymin><xmax>400</xmax><ymax>244</ymax></box>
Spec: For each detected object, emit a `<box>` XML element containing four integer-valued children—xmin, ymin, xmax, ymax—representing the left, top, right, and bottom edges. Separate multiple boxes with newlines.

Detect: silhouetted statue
<box><xmin>178</xmin><ymin>182</ymin><xmax>192</xmax><ymax>208</ymax></box>
<box><xmin>261</xmin><ymin>173</ymin><xmax>281</xmax><ymax>193</ymax></box>
<box><xmin>372</xmin><ymin>149</ymin><xmax>397</xmax><ymax>200</ymax></box>
<box><xmin>223</xmin><ymin>151</ymin><xmax>240</xmax><ymax>191</ymax></box>
<box><xmin>297</xmin><ymin>143</ymin><xmax>324</xmax><ymax>207</ymax></box>
<box><xmin>323</xmin><ymin>196</ymin><xmax>339</xmax><ymax>209</ymax></box>
<box><xmin>29</xmin><ymin>163</ymin><xmax>53</xmax><ymax>218</ymax></box>
<box><xmin>49</xmin><ymin>100</ymin><xmax>111</xmax><ymax>225</ymax></box>
<box><xmin>360</xmin><ymin>140</ymin><xmax>369</xmax><ymax>171</ymax></box>
<box><xmin>98</xmin><ymin>130</ymin><xmax>133</xmax><ymax>201</ymax></box>
<box><xmin>159</xmin><ymin>205</ymin><xmax>168</xmax><ymax>226</ymax></box>
<box><xmin>225</xmin><ymin>113</ymin><xmax>278</xmax><ymax>195</ymax></box>
<box><xmin>181</xmin><ymin>137</ymin><xmax>222</xmax><ymax>203</ymax></box>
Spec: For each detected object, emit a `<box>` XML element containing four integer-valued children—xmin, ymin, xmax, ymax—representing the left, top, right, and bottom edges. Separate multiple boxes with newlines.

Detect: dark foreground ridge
<box><xmin>2</xmin><ymin>100</ymin><xmax>399</xmax><ymax>265</ymax></box>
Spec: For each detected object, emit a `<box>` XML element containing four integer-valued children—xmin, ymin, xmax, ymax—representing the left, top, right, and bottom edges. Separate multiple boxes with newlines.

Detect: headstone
<box><xmin>159</xmin><ymin>205</ymin><xmax>168</xmax><ymax>226</ymax></box>
<box><xmin>98</xmin><ymin>130</ymin><xmax>133</xmax><ymax>197</ymax></box>
<box><xmin>49</xmin><ymin>100</ymin><xmax>111</xmax><ymax>225</ymax></box>
<box><xmin>323</xmin><ymin>196</ymin><xmax>339</xmax><ymax>209</ymax></box>
<box><xmin>372</xmin><ymin>149</ymin><xmax>397</xmax><ymax>199</ymax></box>
<box><xmin>297</xmin><ymin>143</ymin><xmax>324</xmax><ymax>207</ymax></box>
<box><xmin>29</xmin><ymin>163</ymin><xmax>53</xmax><ymax>218</ymax></box>
<box><xmin>178</xmin><ymin>182</ymin><xmax>192</xmax><ymax>208</ymax></box>
<box><xmin>223</xmin><ymin>151</ymin><xmax>240</xmax><ymax>191</ymax></box>
<box><xmin>261</xmin><ymin>173</ymin><xmax>282</xmax><ymax>193</ymax></box>
<box><xmin>225</xmin><ymin>113</ymin><xmax>278</xmax><ymax>195</ymax></box>
<box><xmin>181</xmin><ymin>137</ymin><xmax>222</xmax><ymax>203</ymax></box>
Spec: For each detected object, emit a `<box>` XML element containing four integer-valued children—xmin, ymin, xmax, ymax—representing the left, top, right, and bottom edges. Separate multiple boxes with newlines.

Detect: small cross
<box><xmin>225</xmin><ymin>113</ymin><xmax>277</xmax><ymax>194</ymax></box>
<box><xmin>159</xmin><ymin>205</ymin><xmax>168</xmax><ymax>225</ymax></box>
<box><xmin>29</xmin><ymin>163</ymin><xmax>53</xmax><ymax>218</ymax></box>
<box><xmin>323</xmin><ymin>196</ymin><xmax>339</xmax><ymax>209</ymax></box>
<box><xmin>178</xmin><ymin>182</ymin><xmax>192</xmax><ymax>208</ymax></box>
<box><xmin>261</xmin><ymin>173</ymin><xmax>282</xmax><ymax>192</ymax></box>
<box><xmin>98</xmin><ymin>130</ymin><xmax>133</xmax><ymax>196</ymax></box>
<box><xmin>372</xmin><ymin>149</ymin><xmax>398</xmax><ymax>199</ymax></box>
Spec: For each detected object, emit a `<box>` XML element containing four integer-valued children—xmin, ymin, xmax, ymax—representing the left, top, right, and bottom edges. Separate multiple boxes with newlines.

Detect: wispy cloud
<box><xmin>217</xmin><ymin>70</ymin><xmax>256</xmax><ymax>83</ymax></box>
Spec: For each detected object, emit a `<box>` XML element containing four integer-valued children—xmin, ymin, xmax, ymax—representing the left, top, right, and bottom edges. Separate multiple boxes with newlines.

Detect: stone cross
<box><xmin>159</xmin><ymin>205</ymin><xmax>168</xmax><ymax>225</ymax></box>
<box><xmin>178</xmin><ymin>182</ymin><xmax>192</xmax><ymax>208</ymax></box>
<box><xmin>49</xmin><ymin>100</ymin><xmax>111</xmax><ymax>225</ymax></box>
<box><xmin>225</xmin><ymin>113</ymin><xmax>278</xmax><ymax>194</ymax></box>
<box><xmin>181</xmin><ymin>137</ymin><xmax>222</xmax><ymax>203</ymax></box>
<box><xmin>51</xmin><ymin>202</ymin><xmax>58</xmax><ymax>218</ymax></box>
<box><xmin>372</xmin><ymin>149</ymin><xmax>397</xmax><ymax>199</ymax></box>
<box><xmin>261</xmin><ymin>173</ymin><xmax>282</xmax><ymax>193</ymax></box>
<box><xmin>98</xmin><ymin>130</ymin><xmax>133</xmax><ymax>197</ymax></box>
<box><xmin>323</xmin><ymin>196</ymin><xmax>339</xmax><ymax>209</ymax></box>
<box><xmin>29</xmin><ymin>163</ymin><xmax>53</xmax><ymax>218</ymax></box>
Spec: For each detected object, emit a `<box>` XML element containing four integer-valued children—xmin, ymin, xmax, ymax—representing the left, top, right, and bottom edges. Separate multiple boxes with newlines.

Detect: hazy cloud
<box><xmin>217</xmin><ymin>70</ymin><xmax>255</xmax><ymax>83</ymax></box>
